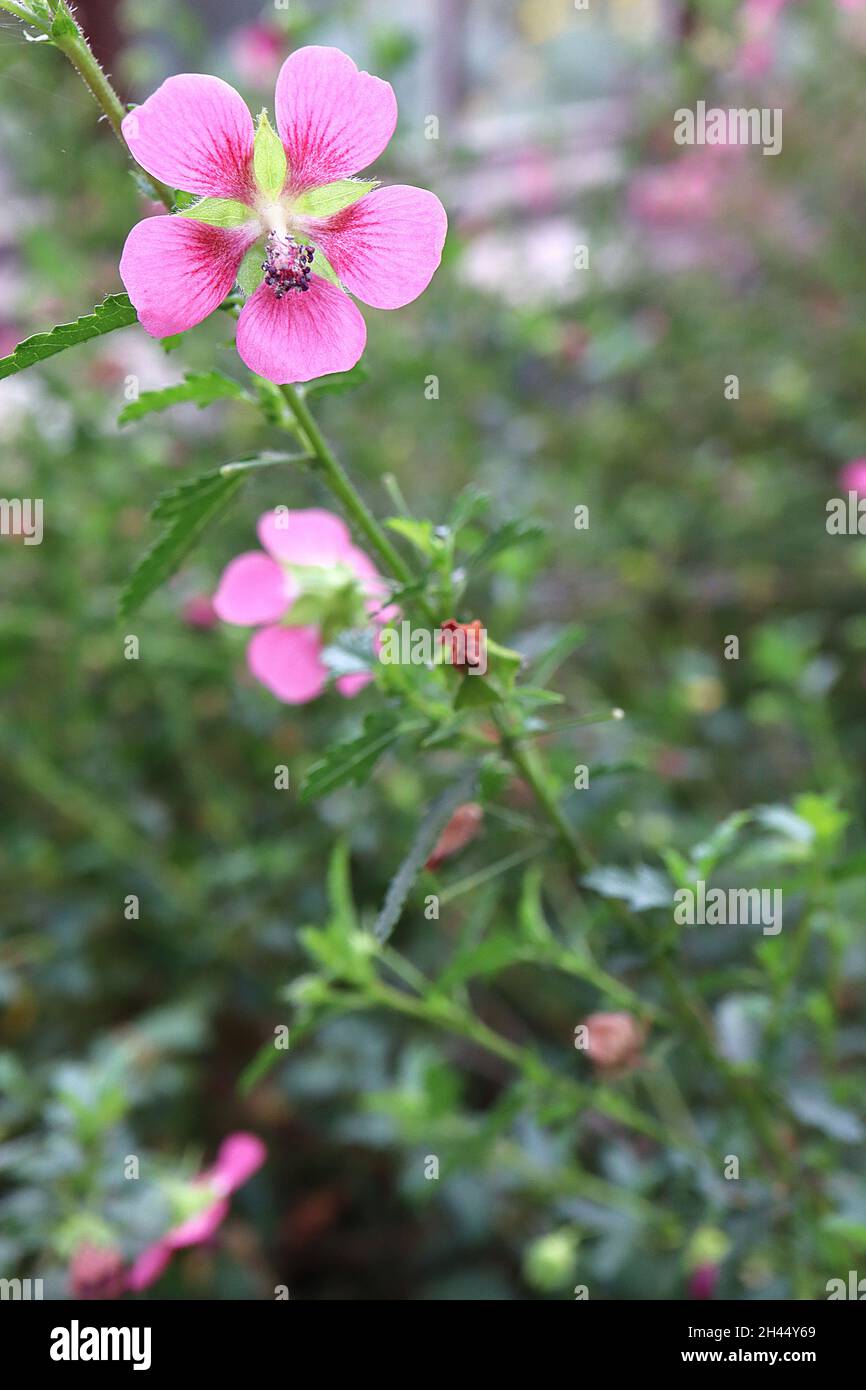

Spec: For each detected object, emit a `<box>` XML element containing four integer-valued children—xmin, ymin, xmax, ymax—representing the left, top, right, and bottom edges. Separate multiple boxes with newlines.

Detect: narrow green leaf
<box><xmin>300</xmin><ymin>712</ymin><xmax>408</xmax><ymax>803</ymax></box>
<box><xmin>374</xmin><ymin>766</ymin><xmax>480</xmax><ymax>943</ymax></box>
<box><xmin>530</xmin><ymin>623</ymin><xmax>586</xmax><ymax>688</ymax></box>
<box><xmin>384</xmin><ymin>517</ymin><xmax>437</xmax><ymax>556</ymax></box>
<box><xmin>303</xmin><ymin>361</ymin><xmax>369</xmax><ymax>397</ymax></box>
<box><xmin>294</xmin><ymin>179</ymin><xmax>377</xmax><ymax>217</ymax></box>
<box><xmin>119</xmin><ymin>371</ymin><xmax>250</xmax><ymax>424</ymax></box>
<box><xmin>253</xmin><ymin>110</ymin><xmax>287</xmax><ymax>200</ymax></box>
<box><xmin>119</xmin><ymin>469</ymin><xmax>247</xmax><ymax>619</ymax></box>
<box><xmin>180</xmin><ymin>197</ymin><xmax>257</xmax><ymax>228</ymax></box>
<box><xmin>467</xmin><ymin>519</ymin><xmax>545</xmax><ymax>575</ymax></box>
<box><xmin>0</xmin><ymin>293</ymin><xmax>137</xmax><ymax>380</ymax></box>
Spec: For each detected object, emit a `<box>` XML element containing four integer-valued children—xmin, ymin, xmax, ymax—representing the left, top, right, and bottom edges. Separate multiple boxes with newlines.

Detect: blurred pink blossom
<box><xmin>182</xmin><ymin>594</ymin><xmax>218</xmax><ymax>629</ymax></box>
<box><xmin>128</xmin><ymin>1133</ymin><xmax>266</xmax><ymax>1292</ymax></box>
<box><xmin>213</xmin><ymin>508</ymin><xmax>394</xmax><ymax>704</ymax></box>
<box><xmin>839</xmin><ymin>459</ymin><xmax>866</xmax><ymax>495</ymax></box>
<box><xmin>229</xmin><ymin>23</ymin><xmax>284</xmax><ymax>88</ymax></box>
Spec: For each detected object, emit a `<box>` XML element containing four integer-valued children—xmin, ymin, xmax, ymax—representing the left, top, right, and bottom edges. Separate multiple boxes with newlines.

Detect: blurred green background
<box><xmin>1</xmin><ymin>0</ymin><xmax>865</xmax><ymax>1300</ymax></box>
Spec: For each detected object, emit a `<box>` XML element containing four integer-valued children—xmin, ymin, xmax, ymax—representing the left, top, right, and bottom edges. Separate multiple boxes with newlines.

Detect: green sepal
<box><xmin>236</xmin><ymin>246</ymin><xmax>265</xmax><ymax>298</ymax></box>
<box><xmin>294</xmin><ymin>180</ymin><xmax>377</xmax><ymax>217</ymax></box>
<box><xmin>180</xmin><ymin>197</ymin><xmax>256</xmax><ymax>229</ymax></box>
<box><xmin>253</xmin><ymin>109</ymin><xmax>288</xmax><ymax>200</ymax></box>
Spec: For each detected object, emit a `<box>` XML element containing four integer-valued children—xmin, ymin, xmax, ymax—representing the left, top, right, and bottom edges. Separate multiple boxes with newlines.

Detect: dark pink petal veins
<box><xmin>235</xmin><ymin>275</ymin><xmax>366</xmax><ymax>385</ymax></box>
<box><xmin>122</xmin><ymin>74</ymin><xmax>256</xmax><ymax>202</ymax></box>
<box><xmin>119</xmin><ymin>216</ymin><xmax>257</xmax><ymax>338</ymax></box>
<box><xmin>307</xmin><ymin>186</ymin><xmax>448</xmax><ymax>309</ymax></box>
<box><xmin>274</xmin><ymin>46</ymin><xmax>398</xmax><ymax>194</ymax></box>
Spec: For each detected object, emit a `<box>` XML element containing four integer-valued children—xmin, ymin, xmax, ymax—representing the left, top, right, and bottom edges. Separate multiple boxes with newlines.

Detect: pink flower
<box><xmin>213</xmin><ymin>507</ymin><xmax>393</xmax><ymax>704</ymax></box>
<box><xmin>840</xmin><ymin>459</ymin><xmax>866</xmax><ymax>495</ymax></box>
<box><xmin>119</xmin><ymin>47</ymin><xmax>447</xmax><ymax>383</ymax></box>
<box><xmin>229</xmin><ymin>23</ymin><xmax>284</xmax><ymax>89</ymax></box>
<box><xmin>127</xmin><ymin>1132</ymin><xmax>266</xmax><ymax>1292</ymax></box>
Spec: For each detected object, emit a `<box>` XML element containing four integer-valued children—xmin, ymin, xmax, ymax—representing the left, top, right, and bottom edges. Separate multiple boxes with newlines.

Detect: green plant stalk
<box><xmin>32</xmin><ymin>1</ymin><xmax>176</xmax><ymax>209</ymax></box>
<box><xmin>279</xmin><ymin>384</ymin><xmax>437</xmax><ymax>622</ymax></box>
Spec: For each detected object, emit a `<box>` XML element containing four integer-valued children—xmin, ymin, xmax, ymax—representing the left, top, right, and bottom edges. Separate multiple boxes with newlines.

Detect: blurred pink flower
<box><xmin>582</xmin><ymin>1011</ymin><xmax>645</xmax><ymax>1072</ymax></box>
<box><xmin>687</xmin><ymin>1263</ymin><xmax>719</xmax><ymax>1299</ymax></box>
<box><xmin>119</xmin><ymin>47</ymin><xmax>447</xmax><ymax>383</ymax></box>
<box><xmin>213</xmin><ymin>507</ymin><xmax>393</xmax><ymax>704</ymax></box>
<box><xmin>229</xmin><ymin>23</ymin><xmax>284</xmax><ymax>88</ymax></box>
<box><xmin>839</xmin><ymin>459</ymin><xmax>866</xmax><ymax>494</ymax></box>
<box><xmin>628</xmin><ymin>150</ymin><xmax>734</xmax><ymax>227</ymax></box>
<box><xmin>127</xmin><ymin>1132</ymin><xmax>266</xmax><ymax>1292</ymax></box>
<box><xmin>182</xmin><ymin>594</ymin><xmax>218</xmax><ymax>629</ymax></box>
<box><xmin>69</xmin><ymin>1243</ymin><xmax>126</xmax><ymax>1300</ymax></box>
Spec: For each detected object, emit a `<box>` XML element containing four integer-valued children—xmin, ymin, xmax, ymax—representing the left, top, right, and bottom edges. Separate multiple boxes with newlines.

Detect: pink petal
<box><xmin>275</xmin><ymin>46</ymin><xmax>397</xmax><ymax>194</ymax></box>
<box><xmin>122</xmin><ymin>74</ymin><xmax>256</xmax><ymax>202</ymax></box>
<box><xmin>235</xmin><ymin>276</ymin><xmax>367</xmax><ymax>384</ymax></box>
<box><xmin>120</xmin><ymin>216</ymin><xmax>257</xmax><ymax>338</ymax></box>
<box><xmin>247</xmin><ymin>625</ymin><xmax>328</xmax><ymax>703</ymax></box>
<box><xmin>337</xmin><ymin>672</ymin><xmax>373</xmax><ymax>698</ymax></box>
<box><xmin>212</xmin><ymin>551</ymin><xmax>294</xmax><ymax>625</ymax></box>
<box><xmin>209</xmin><ymin>1132</ymin><xmax>267</xmax><ymax>1195</ymax></box>
<box><xmin>166</xmin><ymin>1197</ymin><xmax>229</xmax><ymax>1250</ymax></box>
<box><xmin>127</xmin><ymin>1240</ymin><xmax>173</xmax><ymax>1292</ymax></box>
<box><xmin>257</xmin><ymin>507</ymin><xmax>352</xmax><ymax>566</ymax></box>
<box><xmin>308</xmin><ymin>186</ymin><xmax>447</xmax><ymax>310</ymax></box>
<box><xmin>345</xmin><ymin>545</ymin><xmax>397</xmax><ymax>621</ymax></box>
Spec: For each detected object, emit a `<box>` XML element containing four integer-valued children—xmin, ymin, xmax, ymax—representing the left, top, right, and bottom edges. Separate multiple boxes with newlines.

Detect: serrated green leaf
<box><xmin>435</xmin><ymin>933</ymin><xmax>531</xmax><ymax>992</ymax></box>
<box><xmin>301</xmin><ymin>713</ymin><xmax>408</xmax><ymax>803</ymax></box>
<box><xmin>253</xmin><ymin>110</ymin><xmax>287</xmax><ymax>200</ymax></box>
<box><xmin>466</xmin><ymin>519</ymin><xmax>545</xmax><ymax>575</ymax></box>
<box><xmin>294</xmin><ymin>179</ymin><xmax>377</xmax><ymax>217</ymax></box>
<box><xmin>0</xmin><ymin>293</ymin><xmax>138</xmax><ymax>380</ymax></box>
<box><xmin>119</xmin><ymin>469</ymin><xmax>247</xmax><ymax>619</ymax></box>
<box><xmin>119</xmin><ymin>371</ymin><xmax>250</xmax><ymax>424</ymax></box>
<box><xmin>180</xmin><ymin>197</ymin><xmax>257</xmax><ymax>228</ymax></box>
<box><xmin>385</xmin><ymin>517</ymin><xmax>437</xmax><ymax>556</ymax></box>
<box><xmin>374</xmin><ymin>766</ymin><xmax>480</xmax><ymax>942</ymax></box>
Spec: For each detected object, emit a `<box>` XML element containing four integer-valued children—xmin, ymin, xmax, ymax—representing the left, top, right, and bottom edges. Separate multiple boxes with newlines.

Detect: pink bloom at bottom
<box><xmin>839</xmin><ymin>459</ymin><xmax>866</xmax><ymax>495</ymax></box>
<box><xmin>213</xmin><ymin>508</ymin><xmax>393</xmax><ymax>704</ymax></box>
<box><xmin>127</xmin><ymin>1132</ymin><xmax>266</xmax><ymax>1292</ymax></box>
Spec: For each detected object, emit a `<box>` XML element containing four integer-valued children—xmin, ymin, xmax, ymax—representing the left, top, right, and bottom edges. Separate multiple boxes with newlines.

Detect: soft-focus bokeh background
<box><xmin>2</xmin><ymin>0</ymin><xmax>865</xmax><ymax>1300</ymax></box>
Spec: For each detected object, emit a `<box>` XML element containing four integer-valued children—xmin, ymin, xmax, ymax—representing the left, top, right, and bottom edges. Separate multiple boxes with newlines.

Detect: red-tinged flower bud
<box><xmin>69</xmin><ymin>1243</ymin><xmax>126</xmax><ymax>1300</ymax></box>
<box><xmin>582</xmin><ymin>1011</ymin><xmax>644</xmax><ymax>1071</ymax></box>
<box><xmin>439</xmin><ymin>619</ymin><xmax>487</xmax><ymax>675</ymax></box>
<box><xmin>425</xmin><ymin>802</ymin><xmax>483</xmax><ymax>870</ymax></box>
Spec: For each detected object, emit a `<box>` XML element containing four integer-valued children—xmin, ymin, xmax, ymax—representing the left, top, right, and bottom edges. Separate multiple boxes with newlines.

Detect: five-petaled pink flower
<box><xmin>119</xmin><ymin>46</ymin><xmax>447</xmax><ymax>383</ymax></box>
<box><xmin>127</xmin><ymin>1132</ymin><xmax>266</xmax><ymax>1292</ymax></box>
<box><xmin>213</xmin><ymin>507</ymin><xmax>393</xmax><ymax>704</ymax></box>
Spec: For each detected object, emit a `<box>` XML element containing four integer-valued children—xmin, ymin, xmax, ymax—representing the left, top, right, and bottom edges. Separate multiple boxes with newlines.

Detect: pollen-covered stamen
<box><xmin>261</xmin><ymin>231</ymin><xmax>314</xmax><ymax>297</ymax></box>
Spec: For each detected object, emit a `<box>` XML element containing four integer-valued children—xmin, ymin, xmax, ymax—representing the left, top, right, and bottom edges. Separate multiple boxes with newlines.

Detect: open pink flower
<box><xmin>119</xmin><ymin>47</ymin><xmax>447</xmax><ymax>383</ymax></box>
<box><xmin>128</xmin><ymin>1132</ymin><xmax>266</xmax><ymax>1292</ymax></box>
<box><xmin>213</xmin><ymin>507</ymin><xmax>393</xmax><ymax>704</ymax></box>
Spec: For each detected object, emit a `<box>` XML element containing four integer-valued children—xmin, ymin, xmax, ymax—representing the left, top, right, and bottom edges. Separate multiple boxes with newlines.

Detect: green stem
<box><xmin>280</xmin><ymin>384</ymin><xmax>436</xmax><ymax>620</ymax></box>
<box><xmin>38</xmin><ymin>2</ymin><xmax>175</xmax><ymax>209</ymax></box>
